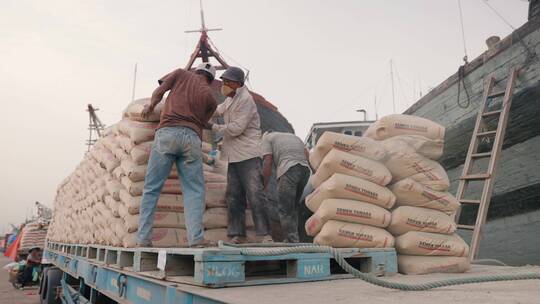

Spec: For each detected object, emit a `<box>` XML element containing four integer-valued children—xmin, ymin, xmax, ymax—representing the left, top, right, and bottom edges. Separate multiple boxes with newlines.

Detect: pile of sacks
<box><xmin>19</xmin><ymin>222</ymin><xmax>48</xmax><ymax>252</ymax></box>
<box><xmin>47</xmin><ymin>98</ymin><xmax>254</xmax><ymax>247</ymax></box>
<box><xmin>305</xmin><ymin>114</ymin><xmax>470</xmax><ymax>275</ymax></box>
<box><xmin>366</xmin><ymin>114</ymin><xmax>470</xmax><ymax>274</ymax></box>
<box><xmin>304</xmin><ymin>132</ymin><xmax>396</xmax><ymax>250</ymax></box>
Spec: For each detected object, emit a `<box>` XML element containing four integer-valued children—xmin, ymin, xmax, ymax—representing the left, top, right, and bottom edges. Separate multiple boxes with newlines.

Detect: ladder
<box><xmin>454</xmin><ymin>67</ymin><xmax>519</xmax><ymax>261</ymax></box>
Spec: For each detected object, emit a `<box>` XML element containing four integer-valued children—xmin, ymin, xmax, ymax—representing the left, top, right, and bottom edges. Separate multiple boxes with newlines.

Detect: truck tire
<box><xmin>41</xmin><ymin>267</ymin><xmax>62</xmax><ymax>304</ymax></box>
<box><xmin>38</xmin><ymin>267</ymin><xmax>49</xmax><ymax>298</ymax></box>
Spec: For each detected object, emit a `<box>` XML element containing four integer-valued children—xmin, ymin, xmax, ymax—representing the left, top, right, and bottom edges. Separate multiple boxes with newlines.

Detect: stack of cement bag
<box><xmin>19</xmin><ymin>222</ymin><xmax>48</xmax><ymax>252</ymax></box>
<box><xmin>47</xmin><ymin>98</ymin><xmax>251</xmax><ymax>247</ymax></box>
<box><xmin>365</xmin><ymin>114</ymin><xmax>470</xmax><ymax>275</ymax></box>
<box><xmin>304</xmin><ymin>132</ymin><xmax>396</xmax><ymax>249</ymax></box>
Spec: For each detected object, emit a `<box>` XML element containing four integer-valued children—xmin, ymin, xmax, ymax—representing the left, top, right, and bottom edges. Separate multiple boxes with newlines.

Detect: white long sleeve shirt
<box><xmin>212</xmin><ymin>85</ymin><xmax>263</xmax><ymax>163</ymax></box>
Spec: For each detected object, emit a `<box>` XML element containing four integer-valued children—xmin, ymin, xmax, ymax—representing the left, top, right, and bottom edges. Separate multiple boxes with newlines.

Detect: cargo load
<box><xmin>314</xmin><ymin>220</ymin><xmax>395</xmax><ymax>248</ymax></box>
<box><xmin>395</xmin><ymin>231</ymin><xmax>469</xmax><ymax>257</ymax></box>
<box><xmin>309</xmin><ymin>132</ymin><xmax>386</xmax><ymax>170</ymax></box>
<box><xmin>305</xmin><ymin>199</ymin><xmax>391</xmax><ymax>236</ymax></box>
<box><xmin>397</xmin><ymin>255</ymin><xmax>471</xmax><ymax>275</ymax></box>
<box><xmin>389</xmin><ymin>178</ymin><xmax>460</xmax><ymax>214</ymax></box>
<box><xmin>387</xmin><ymin>206</ymin><xmax>457</xmax><ymax>236</ymax></box>
<box><xmin>364</xmin><ymin>114</ymin><xmax>445</xmax><ymax>141</ymax></box>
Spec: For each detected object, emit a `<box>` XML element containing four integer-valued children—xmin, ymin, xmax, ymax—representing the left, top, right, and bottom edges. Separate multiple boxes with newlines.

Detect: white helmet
<box><xmin>195</xmin><ymin>62</ymin><xmax>216</xmax><ymax>80</ymax></box>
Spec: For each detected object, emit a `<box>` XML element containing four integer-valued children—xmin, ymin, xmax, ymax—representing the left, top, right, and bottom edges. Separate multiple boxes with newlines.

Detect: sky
<box><xmin>0</xmin><ymin>0</ymin><xmax>529</xmax><ymax>232</ymax></box>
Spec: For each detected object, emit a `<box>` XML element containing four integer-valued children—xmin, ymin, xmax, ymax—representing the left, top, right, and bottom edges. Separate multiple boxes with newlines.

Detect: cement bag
<box><xmin>112</xmin><ymin>146</ymin><xmax>130</xmax><ymax>163</ymax></box>
<box><xmin>312</xmin><ymin>149</ymin><xmax>392</xmax><ymax>188</ymax></box>
<box><xmin>162</xmin><ymin>179</ymin><xmax>228</xmax><ymax>196</ymax></box>
<box><xmin>130</xmin><ymin>141</ymin><xmax>153</xmax><ymax>165</ymax></box>
<box><xmin>119</xmin><ymin>189</ymin><xmax>184</xmax><ymax>214</ymax></box>
<box><xmin>306</xmin><ymin>173</ymin><xmax>396</xmax><ymax>212</ymax></box>
<box><xmin>305</xmin><ymin>199</ymin><xmax>391</xmax><ymax>236</ymax></box>
<box><xmin>120</xmin><ymin>159</ymin><xmax>178</xmax><ymax>182</ymax></box>
<box><xmin>105</xmin><ymin>178</ymin><xmax>123</xmax><ymax>201</ymax></box>
<box><xmin>388</xmin><ymin>206</ymin><xmax>457</xmax><ymax>236</ymax></box>
<box><xmin>381</xmin><ymin>135</ymin><xmax>444</xmax><ymax>160</ymax></box>
<box><xmin>309</xmin><ymin>132</ymin><xmax>386</xmax><ymax>169</ymax></box>
<box><xmin>397</xmin><ymin>255</ymin><xmax>470</xmax><ymax>275</ymax></box>
<box><xmin>396</xmin><ymin>231</ymin><xmax>469</xmax><ymax>257</ymax></box>
<box><xmin>104</xmin><ymin>195</ymin><xmax>120</xmax><ymax>217</ymax></box>
<box><xmin>121</xmin><ymin>176</ymin><xmax>145</xmax><ymax>196</ymax></box>
<box><xmin>123</xmin><ymin>98</ymin><xmax>163</xmax><ymax>122</ymax></box>
<box><xmin>99</xmin><ymin>149</ymin><xmax>120</xmax><ymax>173</ymax></box>
<box><xmin>122</xmin><ymin>228</ymin><xmax>188</xmax><ymax>248</ymax></box>
<box><xmin>314</xmin><ymin>220</ymin><xmax>394</xmax><ymax>248</ymax></box>
<box><xmin>118</xmin><ymin>119</ymin><xmax>158</xmax><ymax>145</ymax></box>
<box><xmin>117</xmin><ymin>134</ymin><xmax>135</xmax><ymax>153</ymax></box>
<box><xmin>365</xmin><ymin>114</ymin><xmax>445</xmax><ymax>141</ymax></box>
<box><xmin>390</xmin><ymin>178</ymin><xmax>459</xmax><ymax>214</ymax></box>
<box><xmin>124</xmin><ymin>211</ymin><xmax>185</xmax><ymax>232</ymax></box>
<box><xmin>112</xmin><ymin>166</ymin><xmax>125</xmax><ymax>180</ymax></box>
<box><xmin>203</xmin><ymin>208</ymin><xmax>254</xmax><ymax>229</ymax></box>
<box><xmin>384</xmin><ymin>151</ymin><xmax>449</xmax><ymax>191</ymax></box>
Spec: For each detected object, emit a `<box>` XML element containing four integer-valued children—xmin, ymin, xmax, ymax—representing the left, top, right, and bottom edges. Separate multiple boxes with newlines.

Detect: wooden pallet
<box><xmin>45</xmin><ymin>241</ymin><xmax>397</xmax><ymax>288</ymax></box>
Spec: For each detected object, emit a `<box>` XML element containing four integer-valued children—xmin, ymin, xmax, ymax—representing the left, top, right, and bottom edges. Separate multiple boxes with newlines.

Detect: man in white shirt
<box><xmin>262</xmin><ymin>131</ymin><xmax>311</xmax><ymax>242</ymax></box>
<box><xmin>209</xmin><ymin>67</ymin><xmax>272</xmax><ymax>243</ymax></box>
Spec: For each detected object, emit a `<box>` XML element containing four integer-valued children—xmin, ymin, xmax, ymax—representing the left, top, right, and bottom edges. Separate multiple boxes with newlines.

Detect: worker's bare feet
<box><xmin>261</xmin><ymin>235</ymin><xmax>274</xmax><ymax>243</ymax></box>
<box><xmin>189</xmin><ymin>239</ymin><xmax>217</xmax><ymax>248</ymax></box>
<box><xmin>229</xmin><ymin>236</ymin><xmax>247</xmax><ymax>244</ymax></box>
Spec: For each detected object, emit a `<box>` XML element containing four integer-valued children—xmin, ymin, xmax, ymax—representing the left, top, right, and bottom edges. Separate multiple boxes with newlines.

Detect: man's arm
<box><xmin>212</xmin><ymin>97</ymin><xmax>255</xmax><ymax>137</ymax></box>
<box><xmin>262</xmin><ymin>154</ymin><xmax>273</xmax><ymax>190</ymax></box>
<box><xmin>202</xmin><ymin>93</ymin><xmax>218</xmax><ymax>128</ymax></box>
<box><xmin>142</xmin><ymin>69</ymin><xmax>182</xmax><ymax>118</ymax></box>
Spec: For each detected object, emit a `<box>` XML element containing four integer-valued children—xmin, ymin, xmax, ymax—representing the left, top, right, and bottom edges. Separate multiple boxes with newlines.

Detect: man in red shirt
<box><xmin>137</xmin><ymin>63</ymin><xmax>217</xmax><ymax>248</ymax></box>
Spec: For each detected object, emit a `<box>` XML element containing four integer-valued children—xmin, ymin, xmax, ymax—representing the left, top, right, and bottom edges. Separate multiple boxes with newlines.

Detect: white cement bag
<box><xmin>365</xmin><ymin>114</ymin><xmax>445</xmax><ymax>141</ymax></box>
<box><xmin>130</xmin><ymin>141</ymin><xmax>153</xmax><ymax>165</ymax></box>
<box><xmin>314</xmin><ymin>220</ymin><xmax>394</xmax><ymax>248</ymax></box>
<box><xmin>202</xmin><ymin>208</ymin><xmax>254</xmax><ymax>229</ymax></box>
<box><xmin>105</xmin><ymin>178</ymin><xmax>123</xmax><ymax>201</ymax></box>
<box><xmin>305</xmin><ymin>199</ymin><xmax>391</xmax><ymax>236</ymax></box>
<box><xmin>124</xmin><ymin>211</ymin><xmax>185</xmax><ymax>232</ymax></box>
<box><xmin>384</xmin><ymin>151</ymin><xmax>449</xmax><ymax>191</ymax></box>
<box><xmin>123</xmin><ymin>98</ymin><xmax>163</xmax><ymax>122</ymax></box>
<box><xmin>397</xmin><ymin>255</ymin><xmax>470</xmax><ymax>275</ymax></box>
<box><xmin>380</xmin><ymin>135</ymin><xmax>444</xmax><ymax>160</ymax></box>
<box><xmin>117</xmin><ymin>134</ymin><xmax>135</xmax><ymax>153</ymax></box>
<box><xmin>118</xmin><ymin>120</ymin><xmax>158</xmax><ymax>145</ymax></box>
<box><xmin>306</xmin><ymin>173</ymin><xmax>396</xmax><ymax>212</ymax></box>
<box><xmin>309</xmin><ymin>132</ymin><xmax>386</xmax><ymax>169</ymax></box>
<box><xmin>99</xmin><ymin>149</ymin><xmax>120</xmax><ymax>173</ymax></box>
<box><xmin>388</xmin><ymin>206</ymin><xmax>457</xmax><ymax>236</ymax></box>
<box><xmin>395</xmin><ymin>231</ymin><xmax>469</xmax><ymax>257</ymax></box>
<box><xmin>311</xmin><ymin>149</ymin><xmax>392</xmax><ymax>188</ymax></box>
<box><xmin>390</xmin><ymin>178</ymin><xmax>460</xmax><ymax>214</ymax></box>
<box><xmin>119</xmin><ymin>189</ymin><xmax>185</xmax><ymax>214</ymax></box>
<box><xmin>122</xmin><ymin>228</ymin><xmax>188</xmax><ymax>248</ymax></box>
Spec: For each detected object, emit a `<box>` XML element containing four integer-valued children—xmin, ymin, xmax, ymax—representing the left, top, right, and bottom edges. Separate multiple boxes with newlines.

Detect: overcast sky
<box><xmin>0</xmin><ymin>0</ymin><xmax>528</xmax><ymax>232</ymax></box>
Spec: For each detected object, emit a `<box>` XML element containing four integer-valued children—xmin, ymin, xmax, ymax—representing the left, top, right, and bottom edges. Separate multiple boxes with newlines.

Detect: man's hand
<box><xmin>203</xmin><ymin>122</ymin><xmax>214</xmax><ymax>130</ymax></box>
<box><xmin>141</xmin><ymin>104</ymin><xmax>155</xmax><ymax>120</ymax></box>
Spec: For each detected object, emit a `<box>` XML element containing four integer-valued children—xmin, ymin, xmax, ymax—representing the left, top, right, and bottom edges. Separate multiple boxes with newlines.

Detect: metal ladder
<box><xmin>454</xmin><ymin>67</ymin><xmax>519</xmax><ymax>261</ymax></box>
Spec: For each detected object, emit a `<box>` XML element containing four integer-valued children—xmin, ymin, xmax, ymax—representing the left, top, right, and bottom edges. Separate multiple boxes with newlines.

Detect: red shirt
<box><xmin>153</xmin><ymin>69</ymin><xmax>217</xmax><ymax>139</ymax></box>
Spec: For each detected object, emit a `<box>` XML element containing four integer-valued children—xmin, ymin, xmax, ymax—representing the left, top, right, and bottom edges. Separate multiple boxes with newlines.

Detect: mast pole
<box><xmin>390</xmin><ymin>59</ymin><xmax>396</xmax><ymax>114</ymax></box>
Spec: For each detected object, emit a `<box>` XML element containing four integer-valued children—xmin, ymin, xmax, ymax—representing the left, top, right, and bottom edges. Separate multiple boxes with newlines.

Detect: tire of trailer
<box><xmin>41</xmin><ymin>267</ymin><xmax>62</xmax><ymax>304</ymax></box>
<box><xmin>38</xmin><ymin>267</ymin><xmax>49</xmax><ymax>299</ymax></box>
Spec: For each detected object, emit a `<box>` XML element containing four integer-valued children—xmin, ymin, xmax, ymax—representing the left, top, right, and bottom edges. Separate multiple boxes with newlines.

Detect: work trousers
<box><xmin>137</xmin><ymin>127</ymin><xmax>205</xmax><ymax>246</ymax></box>
<box><xmin>276</xmin><ymin>164</ymin><xmax>310</xmax><ymax>242</ymax></box>
<box><xmin>226</xmin><ymin>157</ymin><xmax>271</xmax><ymax>237</ymax></box>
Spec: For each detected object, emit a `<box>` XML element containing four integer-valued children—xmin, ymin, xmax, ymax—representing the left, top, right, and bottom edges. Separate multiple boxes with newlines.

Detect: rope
<box><xmin>457</xmin><ymin>0</ymin><xmax>469</xmax><ymax>63</ymax></box>
<box><xmin>220</xmin><ymin>242</ymin><xmax>540</xmax><ymax>291</ymax></box>
<box><xmin>456</xmin><ymin>65</ymin><xmax>471</xmax><ymax>108</ymax></box>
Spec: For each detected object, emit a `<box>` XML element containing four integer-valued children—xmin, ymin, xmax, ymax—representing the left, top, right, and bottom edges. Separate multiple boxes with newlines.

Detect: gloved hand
<box><xmin>207</xmin><ymin>149</ymin><xmax>218</xmax><ymax>166</ymax></box>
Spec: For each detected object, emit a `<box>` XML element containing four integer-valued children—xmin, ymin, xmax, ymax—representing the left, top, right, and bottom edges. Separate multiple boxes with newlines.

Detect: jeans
<box><xmin>226</xmin><ymin>157</ymin><xmax>271</xmax><ymax>237</ymax></box>
<box><xmin>276</xmin><ymin>164</ymin><xmax>310</xmax><ymax>242</ymax></box>
<box><xmin>137</xmin><ymin>127</ymin><xmax>205</xmax><ymax>246</ymax></box>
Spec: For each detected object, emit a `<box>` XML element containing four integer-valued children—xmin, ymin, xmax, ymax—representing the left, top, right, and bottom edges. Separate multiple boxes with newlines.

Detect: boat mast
<box><xmin>184</xmin><ymin>0</ymin><xmax>229</xmax><ymax>70</ymax></box>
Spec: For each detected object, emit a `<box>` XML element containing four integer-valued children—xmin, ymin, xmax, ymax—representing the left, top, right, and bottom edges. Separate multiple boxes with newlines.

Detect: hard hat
<box><xmin>195</xmin><ymin>62</ymin><xmax>216</xmax><ymax>79</ymax></box>
<box><xmin>220</xmin><ymin>66</ymin><xmax>245</xmax><ymax>83</ymax></box>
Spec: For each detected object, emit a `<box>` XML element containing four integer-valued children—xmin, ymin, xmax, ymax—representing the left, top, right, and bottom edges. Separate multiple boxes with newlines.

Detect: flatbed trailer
<box><xmin>40</xmin><ymin>241</ymin><xmax>398</xmax><ymax>303</ymax></box>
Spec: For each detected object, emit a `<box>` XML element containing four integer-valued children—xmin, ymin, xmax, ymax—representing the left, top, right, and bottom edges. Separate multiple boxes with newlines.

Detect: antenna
<box><xmin>131</xmin><ymin>63</ymin><xmax>138</xmax><ymax>102</ymax></box>
<box><xmin>86</xmin><ymin>104</ymin><xmax>106</xmax><ymax>151</ymax></box>
<box><xmin>184</xmin><ymin>0</ymin><xmax>229</xmax><ymax>71</ymax></box>
<box><xmin>390</xmin><ymin>59</ymin><xmax>396</xmax><ymax>114</ymax></box>
<box><xmin>374</xmin><ymin>94</ymin><xmax>379</xmax><ymax>120</ymax></box>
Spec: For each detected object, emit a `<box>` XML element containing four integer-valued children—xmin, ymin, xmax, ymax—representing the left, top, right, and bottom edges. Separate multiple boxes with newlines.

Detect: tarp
<box><xmin>4</xmin><ymin>231</ymin><xmax>22</xmax><ymax>260</ymax></box>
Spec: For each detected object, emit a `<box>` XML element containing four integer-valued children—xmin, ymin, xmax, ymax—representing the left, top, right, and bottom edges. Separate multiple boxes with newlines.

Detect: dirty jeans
<box><xmin>137</xmin><ymin>127</ymin><xmax>205</xmax><ymax>246</ymax></box>
<box><xmin>226</xmin><ymin>157</ymin><xmax>271</xmax><ymax>237</ymax></box>
<box><xmin>277</xmin><ymin>164</ymin><xmax>310</xmax><ymax>242</ymax></box>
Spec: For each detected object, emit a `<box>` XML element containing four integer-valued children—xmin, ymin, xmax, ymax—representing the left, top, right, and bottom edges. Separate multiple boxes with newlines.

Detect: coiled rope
<box><xmin>220</xmin><ymin>242</ymin><xmax>540</xmax><ymax>291</ymax></box>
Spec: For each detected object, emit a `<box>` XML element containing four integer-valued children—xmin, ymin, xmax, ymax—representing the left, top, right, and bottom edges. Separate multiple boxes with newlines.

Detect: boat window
<box><xmin>344</xmin><ymin>130</ymin><xmax>352</xmax><ymax>135</ymax></box>
<box><xmin>354</xmin><ymin>131</ymin><xmax>363</xmax><ymax>136</ymax></box>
